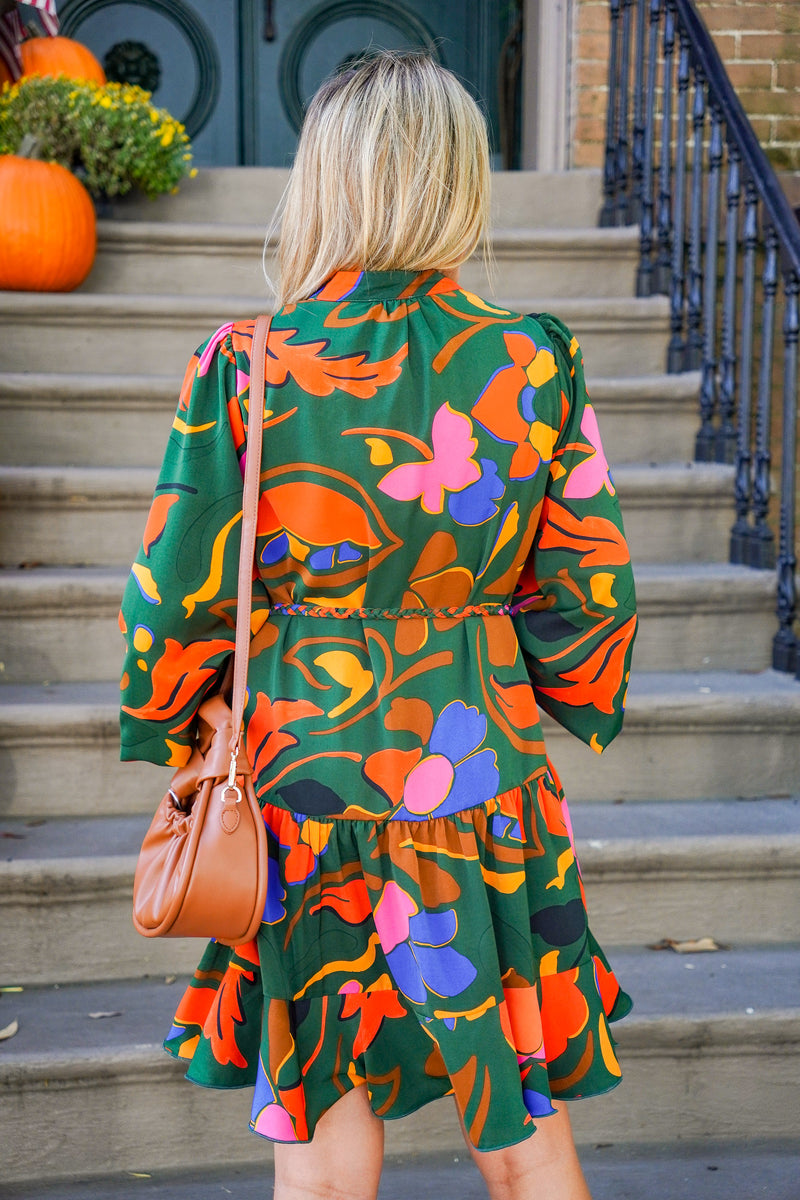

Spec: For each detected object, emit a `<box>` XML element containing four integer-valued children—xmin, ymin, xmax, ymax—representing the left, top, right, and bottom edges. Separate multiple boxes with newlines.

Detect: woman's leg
<box><xmin>459</xmin><ymin>1100</ymin><xmax>592</xmax><ymax>1200</ymax></box>
<box><xmin>273</xmin><ymin>1083</ymin><xmax>384</xmax><ymax>1200</ymax></box>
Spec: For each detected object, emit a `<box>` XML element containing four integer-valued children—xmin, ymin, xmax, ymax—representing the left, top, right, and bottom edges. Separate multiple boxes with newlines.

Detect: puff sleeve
<box><xmin>118</xmin><ymin>325</ymin><xmax>268</xmax><ymax>767</ymax></box>
<box><xmin>511</xmin><ymin>314</ymin><xmax>637</xmax><ymax>752</ymax></box>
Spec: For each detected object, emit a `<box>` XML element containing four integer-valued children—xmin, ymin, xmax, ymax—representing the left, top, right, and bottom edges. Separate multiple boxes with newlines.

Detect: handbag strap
<box><xmin>228</xmin><ymin>313</ymin><xmax>272</xmax><ymax>771</ymax></box>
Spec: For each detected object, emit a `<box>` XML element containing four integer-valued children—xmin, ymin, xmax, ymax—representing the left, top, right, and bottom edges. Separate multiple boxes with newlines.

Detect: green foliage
<box><xmin>0</xmin><ymin>75</ymin><xmax>195</xmax><ymax>199</ymax></box>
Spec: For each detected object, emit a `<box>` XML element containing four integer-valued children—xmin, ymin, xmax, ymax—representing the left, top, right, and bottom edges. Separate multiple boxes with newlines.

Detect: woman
<box><xmin>120</xmin><ymin>52</ymin><xmax>637</xmax><ymax>1200</ymax></box>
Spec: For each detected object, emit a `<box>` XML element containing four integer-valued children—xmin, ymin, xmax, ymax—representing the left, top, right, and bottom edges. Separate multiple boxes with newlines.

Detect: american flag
<box><xmin>1</xmin><ymin>1</ymin><xmax>59</xmax><ymax>82</ymax></box>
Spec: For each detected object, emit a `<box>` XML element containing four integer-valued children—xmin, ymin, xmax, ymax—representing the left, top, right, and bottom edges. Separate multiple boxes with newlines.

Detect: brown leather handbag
<box><xmin>132</xmin><ymin>315</ymin><xmax>272</xmax><ymax>946</ymax></box>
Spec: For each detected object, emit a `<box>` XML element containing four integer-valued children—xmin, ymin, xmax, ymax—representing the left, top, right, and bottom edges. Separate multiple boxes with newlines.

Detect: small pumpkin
<box><xmin>20</xmin><ymin>35</ymin><xmax>106</xmax><ymax>85</ymax></box>
<box><xmin>0</xmin><ymin>151</ymin><xmax>97</xmax><ymax>292</ymax></box>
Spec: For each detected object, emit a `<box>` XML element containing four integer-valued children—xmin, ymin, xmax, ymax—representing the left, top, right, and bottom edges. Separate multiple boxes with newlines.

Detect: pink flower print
<box><xmin>373</xmin><ymin>880</ymin><xmax>418</xmax><ymax>953</ymax></box>
<box><xmin>393</xmin><ymin>700</ymin><xmax>500</xmax><ymax>820</ymax></box>
<box><xmin>250</xmin><ymin>1059</ymin><xmax>302</xmax><ymax>1141</ymax></box>
<box><xmin>196</xmin><ymin>323</ymin><xmax>235</xmax><ymax>377</ymax></box>
<box><xmin>378</xmin><ymin>403</ymin><xmax>480</xmax><ymax>514</ymax></box>
<box><xmin>563</xmin><ymin>406</ymin><xmax>615</xmax><ymax>499</ymax></box>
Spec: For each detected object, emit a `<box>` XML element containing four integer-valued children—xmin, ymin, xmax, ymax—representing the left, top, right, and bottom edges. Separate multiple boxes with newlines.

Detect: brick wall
<box><xmin>571</xmin><ymin>0</ymin><xmax>800</xmax><ymax>170</ymax></box>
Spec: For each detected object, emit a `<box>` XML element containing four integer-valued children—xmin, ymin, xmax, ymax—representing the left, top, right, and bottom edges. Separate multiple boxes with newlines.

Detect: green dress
<box><xmin>119</xmin><ymin>269</ymin><xmax>637</xmax><ymax>1151</ymax></box>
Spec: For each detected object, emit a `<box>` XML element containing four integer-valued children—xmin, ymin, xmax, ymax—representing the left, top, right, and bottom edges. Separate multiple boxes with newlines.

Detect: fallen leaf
<box><xmin>0</xmin><ymin>831</ymin><xmax>25</xmax><ymax>840</ymax></box>
<box><xmin>127</xmin><ymin>1173</ymin><xmax>151</xmax><ymax>1179</ymax></box>
<box><xmin>164</xmin><ymin>975</ymin><xmax>176</xmax><ymax>985</ymax></box>
<box><xmin>0</xmin><ymin>987</ymin><xmax>23</xmax><ymax>994</ymax></box>
<box><xmin>0</xmin><ymin>1019</ymin><xmax>19</xmax><ymax>1040</ymax></box>
<box><xmin>648</xmin><ymin>936</ymin><xmax>728</xmax><ymax>954</ymax></box>
<box><xmin>88</xmin><ymin>1011</ymin><xmax>122</xmax><ymax>1020</ymax></box>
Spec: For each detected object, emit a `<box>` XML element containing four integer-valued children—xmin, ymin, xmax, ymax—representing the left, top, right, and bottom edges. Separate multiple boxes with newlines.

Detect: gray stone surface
<box><xmin>0</xmin><ymin>944</ymin><xmax>797</xmax><ymax>1066</ymax></box>
<box><xmin>4</xmin><ymin>797</ymin><xmax>798</xmax><ymax>860</ymax></box>
<box><xmin>3</xmin><ymin>1142</ymin><xmax>798</xmax><ymax>1200</ymax></box>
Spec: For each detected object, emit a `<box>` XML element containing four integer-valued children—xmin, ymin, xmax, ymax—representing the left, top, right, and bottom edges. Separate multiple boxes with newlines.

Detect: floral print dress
<box><xmin>119</xmin><ymin>268</ymin><xmax>637</xmax><ymax>1151</ymax></box>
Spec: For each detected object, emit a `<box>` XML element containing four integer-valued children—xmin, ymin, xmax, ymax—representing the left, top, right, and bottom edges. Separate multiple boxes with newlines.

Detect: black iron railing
<box><xmin>601</xmin><ymin>0</ymin><xmax>800</xmax><ymax>677</ymax></box>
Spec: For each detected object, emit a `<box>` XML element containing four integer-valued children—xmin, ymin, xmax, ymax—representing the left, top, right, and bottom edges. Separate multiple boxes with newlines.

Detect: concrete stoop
<box><xmin>103</xmin><ymin>167</ymin><xmax>606</xmax><ymax>229</ymax></box>
<box><xmin>0</xmin><ymin>461</ymin><xmax>735</xmax><ymax>569</ymax></box>
<box><xmin>85</xmin><ymin>221</ymin><xmax>642</xmax><ymax>299</ymax></box>
<box><xmin>3</xmin><ymin>800</ymin><xmax>798</xmax><ymax>985</ymax></box>
<box><xmin>0</xmin><ymin>291</ymin><xmax>672</xmax><ymax>376</ymax></box>
<box><xmin>0</xmin><ymin>948</ymin><xmax>797</xmax><ymax>1184</ymax></box>
<box><xmin>1</xmin><ymin>672</ymin><xmax>800</xmax><ymax>819</ymax></box>
<box><xmin>0</xmin><ymin>562</ymin><xmax>777</xmax><ymax>684</ymax></box>
<box><xmin>1</xmin><ymin>168</ymin><xmax>799</xmax><ymax>1185</ymax></box>
<box><xmin>0</xmin><ymin>370</ymin><xmax>703</xmax><ymax>468</ymax></box>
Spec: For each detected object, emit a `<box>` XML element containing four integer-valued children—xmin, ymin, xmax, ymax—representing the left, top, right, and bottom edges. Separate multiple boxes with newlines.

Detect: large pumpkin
<box><xmin>20</xmin><ymin>36</ymin><xmax>106</xmax><ymax>84</ymax></box>
<box><xmin>0</xmin><ymin>155</ymin><xmax>97</xmax><ymax>292</ymax></box>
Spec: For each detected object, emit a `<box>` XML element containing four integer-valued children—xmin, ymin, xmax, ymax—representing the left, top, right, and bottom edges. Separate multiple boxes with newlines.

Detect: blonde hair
<box><xmin>271</xmin><ymin>51</ymin><xmax>491</xmax><ymax>307</ymax></box>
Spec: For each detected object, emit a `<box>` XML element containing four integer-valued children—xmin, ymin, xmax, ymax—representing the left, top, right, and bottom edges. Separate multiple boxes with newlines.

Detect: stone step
<box><xmin>0</xmin><ymin>682</ymin><xmax>168</xmax><ymax>820</ymax></box>
<box><xmin>0</xmin><ymin>370</ymin><xmax>701</xmax><ymax>469</ymax></box>
<box><xmin>0</xmin><ymin>293</ymin><xmax>671</xmax><ymax>377</ymax></box>
<box><xmin>82</xmin><ymin>222</ymin><xmax>640</xmax><ymax>300</ymax></box>
<box><xmin>0</xmin><ymin>461</ymin><xmax>734</xmax><ymax>570</ymax></box>
<box><xmin>1</xmin><ymin>947</ymin><xmax>797</xmax><ymax>1182</ymax></box>
<box><xmin>0</xmin><ymin>569</ymin><xmax>124</xmax><ymax>684</ymax></box>
<box><xmin>614</xmin><ymin>462</ymin><xmax>734</xmax><ymax>564</ymax></box>
<box><xmin>0</xmin><ymin>373</ymin><xmax>179</xmax><ymax>469</ymax></box>
<box><xmin>594</xmin><ymin>371</ymin><xmax>700</xmax><ymax>465</ymax></box>
<box><xmin>550</xmin><ymin>668</ymin><xmax>800</xmax><ymax>804</ymax></box>
<box><xmin>0</xmin><ymin>466</ymin><xmax>152</xmax><ymax>568</ymax></box>
<box><xmin>0</xmin><ymin>562</ymin><xmax>774</xmax><ymax>685</ymax></box>
<box><xmin>106</xmin><ymin>168</ymin><xmax>604</xmax><ymax>229</ymax></box>
<box><xmin>1</xmin><ymin>801</ymin><xmax>797</xmax><ymax>985</ymax></box>
<box><xmin>7</xmin><ymin>1141</ymin><xmax>800</xmax><ymax>1200</ymax></box>
<box><xmin>630</xmin><ymin>562</ymin><xmax>776</xmax><ymax>672</ymax></box>
<box><xmin>1</xmin><ymin>671</ymin><xmax>798</xmax><ymax>818</ymax></box>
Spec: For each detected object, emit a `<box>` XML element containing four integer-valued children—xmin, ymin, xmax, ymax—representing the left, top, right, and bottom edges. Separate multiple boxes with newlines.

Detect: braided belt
<box><xmin>269</xmin><ymin>602</ymin><xmax>512</xmax><ymax>620</ymax></box>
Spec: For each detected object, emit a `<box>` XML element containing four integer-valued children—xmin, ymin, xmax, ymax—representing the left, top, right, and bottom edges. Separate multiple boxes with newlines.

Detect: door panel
<box><xmin>60</xmin><ymin>0</ymin><xmax>238</xmax><ymax>166</ymax></box>
<box><xmin>255</xmin><ymin>0</ymin><xmax>502</xmax><ymax>166</ymax></box>
<box><xmin>60</xmin><ymin>0</ymin><xmax>509</xmax><ymax>166</ymax></box>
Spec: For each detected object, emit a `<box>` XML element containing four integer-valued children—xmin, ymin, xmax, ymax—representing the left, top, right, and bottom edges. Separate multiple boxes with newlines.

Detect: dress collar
<box><xmin>310</xmin><ymin>268</ymin><xmax>461</xmax><ymax>303</ymax></box>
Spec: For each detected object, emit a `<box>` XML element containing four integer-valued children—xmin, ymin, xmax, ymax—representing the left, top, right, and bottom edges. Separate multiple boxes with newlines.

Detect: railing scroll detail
<box><xmin>601</xmin><ymin>0</ymin><xmax>800</xmax><ymax>675</ymax></box>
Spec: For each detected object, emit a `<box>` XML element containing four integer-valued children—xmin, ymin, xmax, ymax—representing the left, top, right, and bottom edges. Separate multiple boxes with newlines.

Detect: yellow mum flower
<box><xmin>160</xmin><ymin>127</ymin><xmax>174</xmax><ymax>147</ymax></box>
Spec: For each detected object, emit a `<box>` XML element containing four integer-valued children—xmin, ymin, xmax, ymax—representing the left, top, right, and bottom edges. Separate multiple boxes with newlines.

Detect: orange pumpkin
<box><xmin>20</xmin><ymin>36</ymin><xmax>106</xmax><ymax>84</ymax></box>
<box><xmin>0</xmin><ymin>155</ymin><xmax>97</xmax><ymax>292</ymax></box>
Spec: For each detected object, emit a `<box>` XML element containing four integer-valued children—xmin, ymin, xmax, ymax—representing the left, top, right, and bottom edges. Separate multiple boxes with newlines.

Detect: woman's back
<box><xmin>120</xmin><ymin>269</ymin><xmax>635</xmax><ymax>824</ymax></box>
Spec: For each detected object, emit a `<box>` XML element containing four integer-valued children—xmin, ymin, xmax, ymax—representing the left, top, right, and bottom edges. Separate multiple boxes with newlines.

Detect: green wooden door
<box><xmin>60</xmin><ymin>0</ymin><xmax>515</xmax><ymax>166</ymax></box>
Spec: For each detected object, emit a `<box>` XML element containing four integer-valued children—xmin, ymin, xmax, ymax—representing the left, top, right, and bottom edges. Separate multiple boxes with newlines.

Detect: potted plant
<box><xmin>0</xmin><ymin>74</ymin><xmax>195</xmax><ymax>289</ymax></box>
<box><xmin>0</xmin><ymin>73</ymin><xmax>195</xmax><ymax>200</ymax></box>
